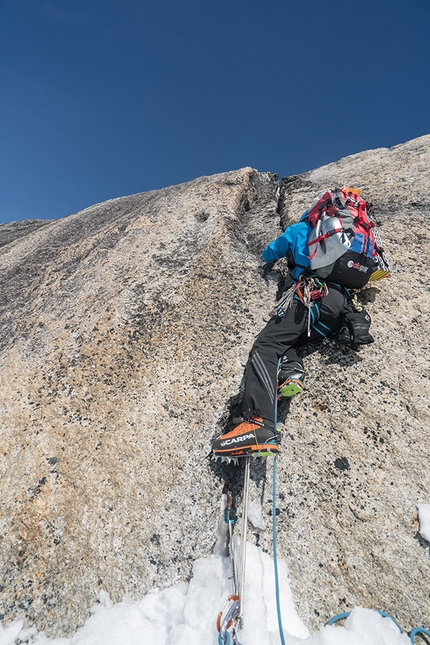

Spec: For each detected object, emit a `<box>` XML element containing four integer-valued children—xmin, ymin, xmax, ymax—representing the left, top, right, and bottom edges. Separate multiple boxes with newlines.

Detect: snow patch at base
<box><xmin>0</xmin><ymin>544</ymin><xmax>411</xmax><ymax>645</ymax></box>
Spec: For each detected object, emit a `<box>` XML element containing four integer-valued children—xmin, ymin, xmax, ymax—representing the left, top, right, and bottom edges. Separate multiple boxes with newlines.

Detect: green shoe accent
<box><xmin>278</xmin><ymin>380</ymin><xmax>303</xmax><ymax>398</ymax></box>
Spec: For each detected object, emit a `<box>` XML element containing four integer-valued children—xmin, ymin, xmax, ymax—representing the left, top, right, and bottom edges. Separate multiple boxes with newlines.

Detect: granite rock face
<box><xmin>0</xmin><ymin>168</ymin><xmax>281</xmax><ymax>635</ymax></box>
<box><xmin>0</xmin><ymin>135</ymin><xmax>429</xmax><ymax>636</ymax></box>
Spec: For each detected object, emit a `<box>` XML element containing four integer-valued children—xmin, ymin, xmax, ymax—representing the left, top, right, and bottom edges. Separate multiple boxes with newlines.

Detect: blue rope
<box><xmin>328</xmin><ymin>611</ymin><xmax>430</xmax><ymax>643</ymax></box>
<box><xmin>273</xmin><ymin>455</ymin><xmax>286</xmax><ymax>645</ymax></box>
<box><xmin>326</xmin><ymin>611</ymin><xmax>350</xmax><ymax>626</ymax></box>
<box><xmin>327</xmin><ymin>611</ymin><xmax>402</xmax><ymax>632</ymax></box>
<box><xmin>272</xmin><ymin>357</ymin><xmax>286</xmax><ymax>645</ymax></box>
<box><xmin>218</xmin><ymin>632</ymin><xmax>231</xmax><ymax>645</ymax></box>
<box><xmin>410</xmin><ymin>627</ymin><xmax>430</xmax><ymax>643</ymax></box>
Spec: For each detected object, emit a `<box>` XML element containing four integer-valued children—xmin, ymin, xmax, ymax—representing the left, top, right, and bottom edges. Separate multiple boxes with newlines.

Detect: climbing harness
<box><xmin>295</xmin><ymin>275</ymin><xmax>329</xmax><ymax>305</ymax></box>
<box><xmin>296</xmin><ymin>276</ymin><xmax>329</xmax><ymax>336</ymax></box>
<box><xmin>327</xmin><ymin>611</ymin><xmax>430</xmax><ymax>643</ymax></box>
<box><xmin>271</xmin><ymin>275</ymin><xmax>329</xmax><ymax>337</ymax></box>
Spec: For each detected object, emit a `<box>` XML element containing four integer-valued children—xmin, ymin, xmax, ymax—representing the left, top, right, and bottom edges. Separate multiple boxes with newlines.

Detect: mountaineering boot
<box><xmin>277</xmin><ymin>358</ymin><xmax>305</xmax><ymax>398</ymax></box>
<box><xmin>212</xmin><ymin>417</ymin><xmax>280</xmax><ymax>458</ymax></box>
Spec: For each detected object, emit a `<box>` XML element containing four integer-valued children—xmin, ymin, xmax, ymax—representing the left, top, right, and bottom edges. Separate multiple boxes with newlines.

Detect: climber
<box><xmin>212</xmin><ymin>215</ymin><xmax>374</xmax><ymax>459</ymax></box>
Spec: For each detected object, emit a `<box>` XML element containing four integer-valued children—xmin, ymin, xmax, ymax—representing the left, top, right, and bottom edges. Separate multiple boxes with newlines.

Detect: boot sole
<box><xmin>278</xmin><ymin>382</ymin><xmax>303</xmax><ymax>397</ymax></box>
<box><xmin>213</xmin><ymin>443</ymin><xmax>280</xmax><ymax>457</ymax></box>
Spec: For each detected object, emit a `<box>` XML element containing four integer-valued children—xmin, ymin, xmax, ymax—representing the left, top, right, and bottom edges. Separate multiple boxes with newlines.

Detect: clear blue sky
<box><xmin>1</xmin><ymin>0</ymin><xmax>429</xmax><ymax>224</ymax></box>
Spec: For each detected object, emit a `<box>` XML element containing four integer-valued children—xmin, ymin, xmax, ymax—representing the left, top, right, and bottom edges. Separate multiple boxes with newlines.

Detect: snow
<box><xmin>418</xmin><ymin>504</ymin><xmax>430</xmax><ymax>542</ymax></box>
<box><xmin>0</xmin><ymin>542</ymin><xmax>412</xmax><ymax>645</ymax></box>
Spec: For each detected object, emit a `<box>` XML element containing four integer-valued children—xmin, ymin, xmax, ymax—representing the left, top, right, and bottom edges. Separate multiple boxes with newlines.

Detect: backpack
<box><xmin>302</xmin><ymin>187</ymin><xmax>390</xmax><ymax>289</ymax></box>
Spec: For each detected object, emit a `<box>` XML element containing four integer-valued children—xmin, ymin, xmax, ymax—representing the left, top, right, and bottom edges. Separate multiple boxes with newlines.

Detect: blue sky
<box><xmin>1</xmin><ymin>0</ymin><xmax>429</xmax><ymax>224</ymax></box>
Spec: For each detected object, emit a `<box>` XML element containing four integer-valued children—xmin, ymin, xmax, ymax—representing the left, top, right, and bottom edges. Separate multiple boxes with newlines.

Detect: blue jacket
<box><xmin>262</xmin><ymin>219</ymin><xmax>311</xmax><ymax>280</ymax></box>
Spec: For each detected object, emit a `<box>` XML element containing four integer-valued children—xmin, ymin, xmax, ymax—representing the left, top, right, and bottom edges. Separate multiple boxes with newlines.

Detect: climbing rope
<box><xmin>327</xmin><ymin>610</ymin><xmax>402</xmax><ymax>632</ymax></box>
<box><xmin>272</xmin><ymin>358</ymin><xmax>286</xmax><ymax>645</ymax></box>
<box><xmin>410</xmin><ymin>627</ymin><xmax>430</xmax><ymax>644</ymax></box>
<box><xmin>327</xmin><ymin>611</ymin><xmax>430</xmax><ymax>643</ymax></box>
<box><xmin>217</xmin><ymin>483</ymin><xmax>240</xmax><ymax>645</ymax></box>
<box><xmin>272</xmin><ymin>455</ymin><xmax>286</xmax><ymax>645</ymax></box>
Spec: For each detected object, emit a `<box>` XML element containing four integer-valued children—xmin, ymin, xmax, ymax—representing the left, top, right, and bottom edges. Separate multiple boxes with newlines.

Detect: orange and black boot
<box><xmin>212</xmin><ymin>417</ymin><xmax>280</xmax><ymax>459</ymax></box>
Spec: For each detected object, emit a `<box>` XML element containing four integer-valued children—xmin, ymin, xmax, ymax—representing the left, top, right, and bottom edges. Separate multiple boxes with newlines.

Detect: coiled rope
<box><xmin>327</xmin><ymin>611</ymin><xmax>430</xmax><ymax>643</ymax></box>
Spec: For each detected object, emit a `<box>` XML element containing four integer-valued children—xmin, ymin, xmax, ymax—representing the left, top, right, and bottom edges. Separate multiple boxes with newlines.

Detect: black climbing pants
<box><xmin>242</xmin><ymin>285</ymin><xmax>352</xmax><ymax>428</ymax></box>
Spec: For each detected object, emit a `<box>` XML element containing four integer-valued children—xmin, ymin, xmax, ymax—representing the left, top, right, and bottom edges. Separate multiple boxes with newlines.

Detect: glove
<box><xmin>261</xmin><ymin>261</ymin><xmax>276</xmax><ymax>279</ymax></box>
<box><xmin>336</xmin><ymin>310</ymin><xmax>374</xmax><ymax>348</ymax></box>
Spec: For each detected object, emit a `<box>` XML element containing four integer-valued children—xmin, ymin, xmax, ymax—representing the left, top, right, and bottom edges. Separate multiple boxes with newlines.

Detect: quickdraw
<box><xmin>223</xmin><ymin>480</ymin><xmax>238</xmax><ymax>526</ymax></box>
<box><xmin>295</xmin><ymin>276</ymin><xmax>329</xmax><ymax>336</ymax></box>
<box><xmin>271</xmin><ymin>275</ymin><xmax>328</xmax><ymax>320</ymax></box>
<box><xmin>217</xmin><ymin>481</ymin><xmax>241</xmax><ymax>644</ymax></box>
<box><xmin>295</xmin><ymin>276</ymin><xmax>328</xmax><ymax>305</ymax></box>
<box><xmin>217</xmin><ymin>595</ymin><xmax>240</xmax><ymax>645</ymax></box>
<box><xmin>270</xmin><ymin>283</ymin><xmax>296</xmax><ymax>318</ymax></box>
<box><xmin>216</xmin><ymin>458</ymin><xmax>251</xmax><ymax>645</ymax></box>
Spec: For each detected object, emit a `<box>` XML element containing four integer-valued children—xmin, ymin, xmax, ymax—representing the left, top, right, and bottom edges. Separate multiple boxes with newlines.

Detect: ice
<box><xmin>213</xmin><ymin>493</ymin><xmax>231</xmax><ymax>556</ymax></box>
<box><xmin>418</xmin><ymin>503</ymin><xmax>430</xmax><ymax>542</ymax></box>
<box><xmin>239</xmin><ymin>540</ymin><xmax>309</xmax><ymax>643</ymax></box>
<box><xmin>247</xmin><ymin>497</ymin><xmax>267</xmax><ymax>531</ymax></box>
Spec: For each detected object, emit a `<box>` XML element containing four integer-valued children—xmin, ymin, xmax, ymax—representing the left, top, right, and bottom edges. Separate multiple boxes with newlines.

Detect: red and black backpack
<box><xmin>303</xmin><ymin>187</ymin><xmax>390</xmax><ymax>289</ymax></box>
